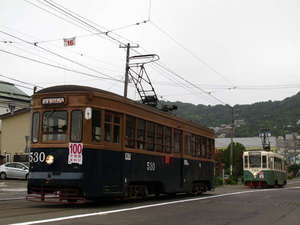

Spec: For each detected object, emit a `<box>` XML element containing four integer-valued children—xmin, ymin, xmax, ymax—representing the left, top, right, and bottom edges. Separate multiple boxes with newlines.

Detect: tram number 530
<box><xmin>146</xmin><ymin>161</ymin><xmax>156</xmax><ymax>171</ymax></box>
<box><xmin>29</xmin><ymin>152</ymin><xmax>46</xmax><ymax>163</ymax></box>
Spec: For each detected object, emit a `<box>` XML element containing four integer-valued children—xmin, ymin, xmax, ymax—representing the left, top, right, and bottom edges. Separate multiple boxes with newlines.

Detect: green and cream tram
<box><xmin>243</xmin><ymin>151</ymin><xmax>287</xmax><ymax>188</ymax></box>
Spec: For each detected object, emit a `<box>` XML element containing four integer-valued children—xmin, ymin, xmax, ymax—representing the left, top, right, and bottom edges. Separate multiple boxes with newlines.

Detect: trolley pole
<box><xmin>120</xmin><ymin>43</ymin><xmax>139</xmax><ymax>98</ymax></box>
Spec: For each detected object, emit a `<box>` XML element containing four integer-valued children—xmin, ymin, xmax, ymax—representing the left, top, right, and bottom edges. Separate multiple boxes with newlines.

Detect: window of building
<box><xmin>146</xmin><ymin>121</ymin><xmax>155</xmax><ymax>151</ymax></box>
<box><xmin>42</xmin><ymin>111</ymin><xmax>68</xmax><ymax>142</ymax></box>
<box><xmin>136</xmin><ymin>119</ymin><xmax>146</xmax><ymax>149</ymax></box>
<box><xmin>174</xmin><ymin>129</ymin><xmax>182</xmax><ymax>153</ymax></box>
<box><xmin>126</xmin><ymin>115</ymin><xmax>136</xmax><ymax>148</ymax></box>
<box><xmin>71</xmin><ymin>110</ymin><xmax>83</xmax><ymax>142</ymax></box>
<box><xmin>31</xmin><ymin>112</ymin><xmax>40</xmax><ymax>143</ymax></box>
<box><xmin>156</xmin><ymin>124</ymin><xmax>164</xmax><ymax>152</ymax></box>
<box><xmin>164</xmin><ymin>127</ymin><xmax>172</xmax><ymax>153</ymax></box>
<box><xmin>92</xmin><ymin>109</ymin><xmax>101</xmax><ymax>142</ymax></box>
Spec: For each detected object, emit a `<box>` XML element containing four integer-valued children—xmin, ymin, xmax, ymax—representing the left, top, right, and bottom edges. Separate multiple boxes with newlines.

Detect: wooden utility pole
<box><xmin>120</xmin><ymin>43</ymin><xmax>139</xmax><ymax>98</ymax></box>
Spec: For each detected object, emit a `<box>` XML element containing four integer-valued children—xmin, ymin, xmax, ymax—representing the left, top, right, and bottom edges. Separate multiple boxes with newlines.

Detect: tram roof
<box><xmin>35</xmin><ymin>85</ymin><xmax>214</xmax><ymax>135</ymax></box>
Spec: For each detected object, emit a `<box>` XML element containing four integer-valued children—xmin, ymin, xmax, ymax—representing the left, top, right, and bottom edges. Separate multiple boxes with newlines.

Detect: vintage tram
<box><xmin>27</xmin><ymin>85</ymin><xmax>215</xmax><ymax>202</ymax></box>
<box><xmin>243</xmin><ymin>151</ymin><xmax>287</xmax><ymax>188</ymax></box>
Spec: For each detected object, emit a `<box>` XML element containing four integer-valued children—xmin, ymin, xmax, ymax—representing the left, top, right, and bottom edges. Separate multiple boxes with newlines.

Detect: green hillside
<box><xmin>162</xmin><ymin>92</ymin><xmax>300</xmax><ymax>137</ymax></box>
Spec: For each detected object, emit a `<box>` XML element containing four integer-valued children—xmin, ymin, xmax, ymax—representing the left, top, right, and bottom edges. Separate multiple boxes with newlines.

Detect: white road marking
<box><xmin>0</xmin><ymin>197</ymin><xmax>25</xmax><ymax>201</ymax></box>
<box><xmin>9</xmin><ymin>186</ymin><xmax>300</xmax><ymax>225</ymax></box>
<box><xmin>0</xmin><ymin>188</ymin><xmax>26</xmax><ymax>192</ymax></box>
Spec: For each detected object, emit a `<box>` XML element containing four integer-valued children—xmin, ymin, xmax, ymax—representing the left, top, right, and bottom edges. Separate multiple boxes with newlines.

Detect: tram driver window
<box><xmin>31</xmin><ymin>112</ymin><xmax>40</xmax><ymax>143</ymax></box>
<box><xmin>42</xmin><ymin>111</ymin><xmax>67</xmax><ymax>142</ymax></box>
<box><xmin>262</xmin><ymin>155</ymin><xmax>267</xmax><ymax>168</ymax></box>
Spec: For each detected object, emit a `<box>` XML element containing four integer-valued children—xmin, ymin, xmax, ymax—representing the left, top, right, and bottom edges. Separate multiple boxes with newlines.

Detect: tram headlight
<box><xmin>46</xmin><ymin>155</ymin><xmax>54</xmax><ymax>165</ymax></box>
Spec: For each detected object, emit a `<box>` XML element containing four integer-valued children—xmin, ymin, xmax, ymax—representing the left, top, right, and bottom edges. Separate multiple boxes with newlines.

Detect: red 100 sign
<box><xmin>69</xmin><ymin>143</ymin><xmax>83</xmax><ymax>154</ymax></box>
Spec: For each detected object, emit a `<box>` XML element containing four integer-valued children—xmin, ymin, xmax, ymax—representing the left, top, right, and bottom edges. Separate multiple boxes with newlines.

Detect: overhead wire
<box><xmin>2</xmin><ymin>25</ymin><xmax>123</xmax><ymax>75</ymax></box>
<box><xmin>0</xmin><ymin>49</ymin><xmax>123</xmax><ymax>83</ymax></box>
<box><xmin>0</xmin><ymin>30</ymin><xmax>120</xmax><ymax>81</ymax></box>
<box><xmin>150</xmin><ymin>21</ymin><xmax>236</xmax><ymax>88</ymax></box>
<box><xmin>0</xmin><ymin>73</ymin><xmax>43</xmax><ymax>89</ymax></box>
<box><xmin>25</xmin><ymin>0</ymin><xmax>230</xmax><ymax>105</ymax></box>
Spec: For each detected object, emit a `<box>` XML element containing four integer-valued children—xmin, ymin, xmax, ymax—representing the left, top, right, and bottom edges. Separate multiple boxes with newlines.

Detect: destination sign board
<box><xmin>42</xmin><ymin>97</ymin><xmax>65</xmax><ymax>105</ymax></box>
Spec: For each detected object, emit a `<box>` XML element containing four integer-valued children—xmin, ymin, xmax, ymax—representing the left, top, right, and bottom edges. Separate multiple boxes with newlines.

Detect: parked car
<box><xmin>0</xmin><ymin>162</ymin><xmax>29</xmax><ymax>180</ymax></box>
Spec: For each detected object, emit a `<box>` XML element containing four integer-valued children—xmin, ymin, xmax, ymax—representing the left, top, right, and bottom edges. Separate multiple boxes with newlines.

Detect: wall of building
<box><xmin>0</xmin><ymin>112</ymin><xmax>31</xmax><ymax>161</ymax></box>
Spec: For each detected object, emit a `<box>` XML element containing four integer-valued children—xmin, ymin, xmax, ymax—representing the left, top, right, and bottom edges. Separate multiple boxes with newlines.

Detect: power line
<box><xmin>2</xmin><ymin>25</ymin><xmax>123</xmax><ymax>74</ymax></box>
<box><xmin>0</xmin><ymin>30</ymin><xmax>120</xmax><ymax>81</ymax></box>
<box><xmin>0</xmin><ymin>49</ymin><xmax>123</xmax><ymax>83</ymax></box>
<box><xmin>0</xmin><ymin>73</ymin><xmax>43</xmax><ymax>89</ymax></box>
<box><xmin>150</xmin><ymin>21</ymin><xmax>236</xmax><ymax>88</ymax></box>
<box><xmin>41</xmin><ymin>0</ymin><xmax>126</xmax><ymax>45</ymax></box>
<box><xmin>155</xmin><ymin>61</ymin><xmax>228</xmax><ymax>105</ymax></box>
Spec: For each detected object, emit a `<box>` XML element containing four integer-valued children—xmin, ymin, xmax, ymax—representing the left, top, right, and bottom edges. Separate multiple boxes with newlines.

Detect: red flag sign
<box><xmin>63</xmin><ymin>37</ymin><xmax>76</xmax><ymax>47</ymax></box>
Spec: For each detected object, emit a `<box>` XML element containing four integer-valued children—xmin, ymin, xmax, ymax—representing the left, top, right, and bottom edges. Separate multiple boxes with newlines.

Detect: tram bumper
<box><xmin>27</xmin><ymin>172</ymin><xmax>85</xmax><ymax>202</ymax></box>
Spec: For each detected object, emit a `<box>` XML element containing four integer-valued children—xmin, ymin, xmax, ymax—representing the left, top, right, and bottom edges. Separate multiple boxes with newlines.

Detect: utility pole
<box><xmin>120</xmin><ymin>43</ymin><xmax>139</xmax><ymax>98</ymax></box>
<box><xmin>230</xmin><ymin>106</ymin><xmax>234</xmax><ymax>176</ymax></box>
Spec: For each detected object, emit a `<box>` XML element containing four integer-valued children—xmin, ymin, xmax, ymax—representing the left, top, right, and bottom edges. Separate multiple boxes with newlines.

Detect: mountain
<box><xmin>162</xmin><ymin>92</ymin><xmax>300</xmax><ymax>137</ymax></box>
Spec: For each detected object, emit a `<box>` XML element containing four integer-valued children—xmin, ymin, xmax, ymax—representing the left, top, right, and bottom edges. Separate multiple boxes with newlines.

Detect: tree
<box><xmin>222</xmin><ymin>142</ymin><xmax>246</xmax><ymax>179</ymax></box>
<box><xmin>288</xmin><ymin>164</ymin><xmax>300</xmax><ymax>177</ymax></box>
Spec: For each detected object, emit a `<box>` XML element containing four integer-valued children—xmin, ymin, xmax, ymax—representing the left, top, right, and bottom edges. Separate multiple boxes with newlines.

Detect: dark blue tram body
<box><xmin>28</xmin><ymin>85</ymin><xmax>215</xmax><ymax>201</ymax></box>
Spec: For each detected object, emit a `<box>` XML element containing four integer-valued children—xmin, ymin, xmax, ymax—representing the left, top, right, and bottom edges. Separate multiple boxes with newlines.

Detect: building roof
<box><xmin>0</xmin><ymin>81</ymin><xmax>31</xmax><ymax>102</ymax></box>
<box><xmin>0</xmin><ymin>107</ymin><xmax>31</xmax><ymax>119</ymax></box>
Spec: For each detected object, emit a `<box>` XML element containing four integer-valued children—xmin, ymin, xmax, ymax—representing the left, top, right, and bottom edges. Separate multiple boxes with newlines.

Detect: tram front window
<box><xmin>249</xmin><ymin>154</ymin><xmax>261</xmax><ymax>168</ymax></box>
<box><xmin>43</xmin><ymin>111</ymin><xmax>68</xmax><ymax>142</ymax></box>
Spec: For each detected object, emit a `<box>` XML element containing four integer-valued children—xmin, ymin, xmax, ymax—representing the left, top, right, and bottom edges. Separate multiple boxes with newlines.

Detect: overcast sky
<box><xmin>1</xmin><ymin>0</ymin><xmax>300</xmax><ymax>106</ymax></box>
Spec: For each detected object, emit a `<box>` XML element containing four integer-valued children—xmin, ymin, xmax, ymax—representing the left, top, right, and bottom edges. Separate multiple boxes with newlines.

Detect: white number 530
<box><xmin>29</xmin><ymin>152</ymin><xmax>46</xmax><ymax>163</ymax></box>
<box><xmin>146</xmin><ymin>161</ymin><xmax>156</xmax><ymax>171</ymax></box>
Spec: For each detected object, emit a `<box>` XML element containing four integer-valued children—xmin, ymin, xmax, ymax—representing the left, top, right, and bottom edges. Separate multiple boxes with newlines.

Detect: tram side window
<box><xmin>274</xmin><ymin>157</ymin><xmax>282</xmax><ymax>170</ymax></box>
<box><xmin>92</xmin><ymin>109</ymin><xmax>101</xmax><ymax>142</ymax></box>
<box><xmin>42</xmin><ymin>111</ymin><xmax>67</xmax><ymax>142</ymax></box>
<box><xmin>262</xmin><ymin>155</ymin><xmax>267</xmax><ymax>168</ymax></box>
<box><xmin>268</xmin><ymin>157</ymin><xmax>274</xmax><ymax>169</ymax></box>
<box><xmin>164</xmin><ymin>127</ymin><xmax>172</xmax><ymax>153</ymax></box>
<box><xmin>190</xmin><ymin>135</ymin><xmax>196</xmax><ymax>156</ymax></box>
<box><xmin>174</xmin><ymin>129</ymin><xmax>182</xmax><ymax>153</ymax></box>
<box><xmin>195</xmin><ymin>136</ymin><xmax>200</xmax><ymax>157</ymax></box>
<box><xmin>185</xmin><ymin>135</ymin><xmax>191</xmax><ymax>155</ymax></box>
<box><xmin>31</xmin><ymin>112</ymin><xmax>40</xmax><ymax>143</ymax></box>
<box><xmin>126</xmin><ymin>116</ymin><xmax>136</xmax><ymax>148</ymax></box>
<box><xmin>209</xmin><ymin>139</ymin><xmax>215</xmax><ymax>159</ymax></box>
<box><xmin>146</xmin><ymin>121</ymin><xmax>155</xmax><ymax>151</ymax></box>
<box><xmin>104</xmin><ymin>112</ymin><xmax>113</xmax><ymax>142</ymax></box>
<box><xmin>113</xmin><ymin>115</ymin><xmax>121</xmax><ymax>143</ymax></box>
<box><xmin>71</xmin><ymin>110</ymin><xmax>83</xmax><ymax>142</ymax></box>
<box><xmin>104</xmin><ymin>111</ymin><xmax>121</xmax><ymax>143</ymax></box>
<box><xmin>156</xmin><ymin>124</ymin><xmax>164</xmax><ymax>152</ymax></box>
<box><xmin>136</xmin><ymin>119</ymin><xmax>146</xmax><ymax>149</ymax></box>
<box><xmin>203</xmin><ymin>137</ymin><xmax>208</xmax><ymax>158</ymax></box>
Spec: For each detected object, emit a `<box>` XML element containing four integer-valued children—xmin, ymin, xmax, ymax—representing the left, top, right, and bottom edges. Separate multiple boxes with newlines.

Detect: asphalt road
<box><xmin>1</xmin><ymin>179</ymin><xmax>300</xmax><ymax>225</ymax></box>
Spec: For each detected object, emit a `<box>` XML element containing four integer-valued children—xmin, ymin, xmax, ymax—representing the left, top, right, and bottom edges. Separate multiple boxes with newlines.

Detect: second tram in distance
<box><xmin>27</xmin><ymin>85</ymin><xmax>215</xmax><ymax>202</ymax></box>
<box><xmin>243</xmin><ymin>151</ymin><xmax>287</xmax><ymax>188</ymax></box>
